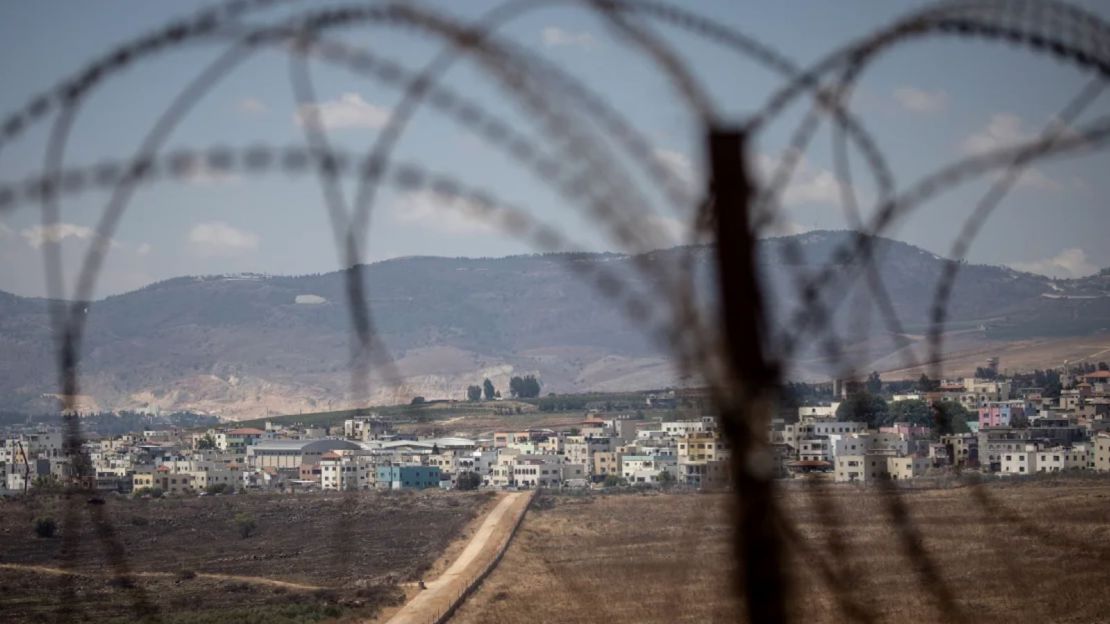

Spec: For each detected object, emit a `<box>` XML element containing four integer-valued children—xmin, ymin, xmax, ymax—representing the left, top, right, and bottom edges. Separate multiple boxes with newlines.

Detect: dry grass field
<box><xmin>874</xmin><ymin>333</ymin><xmax>1110</xmax><ymax>381</ymax></box>
<box><xmin>0</xmin><ymin>489</ymin><xmax>493</xmax><ymax>623</ymax></box>
<box><xmin>455</xmin><ymin>477</ymin><xmax>1110</xmax><ymax>624</ymax></box>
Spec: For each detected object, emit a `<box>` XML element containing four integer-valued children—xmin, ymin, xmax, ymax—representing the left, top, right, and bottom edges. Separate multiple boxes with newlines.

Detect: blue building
<box><xmin>376</xmin><ymin>465</ymin><xmax>441</xmax><ymax>490</ymax></box>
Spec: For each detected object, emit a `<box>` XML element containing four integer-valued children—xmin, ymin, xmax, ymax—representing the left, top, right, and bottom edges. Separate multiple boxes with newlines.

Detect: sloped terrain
<box><xmin>1</xmin><ymin>231</ymin><xmax>1106</xmax><ymax>418</ymax></box>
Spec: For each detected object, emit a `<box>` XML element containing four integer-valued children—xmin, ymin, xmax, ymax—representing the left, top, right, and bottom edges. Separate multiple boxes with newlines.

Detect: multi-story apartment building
<box><xmin>888</xmin><ymin>456</ymin><xmax>930</xmax><ymax>480</ymax></box>
<box><xmin>960</xmin><ymin>378</ymin><xmax>1012</xmax><ymax>410</ymax></box>
<box><xmin>320</xmin><ymin>451</ymin><xmax>375</xmax><ymax>491</ymax></box>
<box><xmin>1034</xmin><ymin>445</ymin><xmax>1089</xmax><ymax>472</ymax></box>
<box><xmin>1091</xmin><ymin>433</ymin><xmax>1110</xmax><ymax>472</ymax></box>
<box><xmin>834</xmin><ymin>453</ymin><xmax>890</xmax><ymax>483</ymax></box>
<box><xmin>978</xmin><ymin>401</ymin><xmax>1026</xmax><ymax>428</ymax></box>
<box><xmin>621</xmin><ymin>455</ymin><xmax>676</xmax><ymax>484</ymax></box>
<box><xmin>592</xmin><ymin>451</ymin><xmax>620</xmax><ymax>479</ymax></box>
<box><xmin>941</xmin><ymin>433</ymin><xmax>978</xmax><ymax>468</ymax></box>
<box><xmin>563</xmin><ymin>435</ymin><xmax>612</xmax><ymax>477</ymax></box>
<box><xmin>1000</xmin><ymin>444</ymin><xmax>1040</xmax><ymax>475</ymax></box>
<box><xmin>677</xmin><ymin>431</ymin><xmax>730</xmax><ymax>489</ymax></box>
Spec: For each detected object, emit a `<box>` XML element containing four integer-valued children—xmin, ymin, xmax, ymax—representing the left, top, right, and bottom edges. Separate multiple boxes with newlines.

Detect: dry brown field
<box><xmin>455</xmin><ymin>477</ymin><xmax>1110</xmax><ymax>624</ymax></box>
<box><xmin>873</xmin><ymin>333</ymin><xmax>1110</xmax><ymax>380</ymax></box>
<box><xmin>0</xmin><ymin>489</ymin><xmax>493</xmax><ymax>623</ymax></box>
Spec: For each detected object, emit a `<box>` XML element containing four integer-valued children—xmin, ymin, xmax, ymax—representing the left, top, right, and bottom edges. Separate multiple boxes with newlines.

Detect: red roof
<box><xmin>227</xmin><ymin>428</ymin><xmax>265</xmax><ymax>435</ymax></box>
<box><xmin>1083</xmin><ymin>370</ymin><xmax>1110</xmax><ymax>380</ymax></box>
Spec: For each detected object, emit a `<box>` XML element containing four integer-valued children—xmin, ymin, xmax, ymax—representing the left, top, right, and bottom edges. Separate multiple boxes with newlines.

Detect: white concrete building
<box><xmin>319</xmin><ymin>451</ymin><xmax>374</xmax><ymax>490</ymax></box>
<box><xmin>1095</xmin><ymin>434</ymin><xmax>1110</xmax><ymax>472</ymax></box>
<box><xmin>1034</xmin><ymin>445</ymin><xmax>1089</xmax><ymax>473</ymax></box>
<box><xmin>888</xmin><ymin>456</ymin><xmax>930</xmax><ymax>480</ymax></box>
<box><xmin>834</xmin><ymin>453</ymin><xmax>890</xmax><ymax>483</ymax></box>
<box><xmin>797</xmin><ymin>404</ymin><xmax>840</xmax><ymax>421</ymax></box>
<box><xmin>1000</xmin><ymin>444</ymin><xmax>1039</xmax><ymax>475</ymax></box>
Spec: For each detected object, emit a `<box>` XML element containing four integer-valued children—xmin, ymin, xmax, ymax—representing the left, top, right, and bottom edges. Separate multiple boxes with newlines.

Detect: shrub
<box><xmin>234</xmin><ymin>512</ymin><xmax>257</xmax><ymax>539</ymax></box>
<box><xmin>456</xmin><ymin>471</ymin><xmax>482</xmax><ymax>491</ymax></box>
<box><xmin>603</xmin><ymin>474</ymin><xmax>627</xmax><ymax>488</ymax></box>
<box><xmin>657</xmin><ymin>470</ymin><xmax>676</xmax><ymax>489</ymax></box>
<box><xmin>205</xmin><ymin>482</ymin><xmax>229</xmax><ymax>495</ymax></box>
<box><xmin>33</xmin><ymin>516</ymin><xmax>57</xmax><ymax>538</ymax></box>
<box><xmin>32</xmin><ymin>475</ymin><xmax>61</xmax><ymax>491</ymax></box>
<box><xmin>133</xmin><ymin>486</ymin><xmax>163</xmax><ymax>499</ymax></box>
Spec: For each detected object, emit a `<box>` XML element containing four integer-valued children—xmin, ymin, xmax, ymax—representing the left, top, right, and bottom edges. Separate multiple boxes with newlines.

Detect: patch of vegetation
<box><xmin>133</xmin><ymin>486</ymin><xmax>164</xmax><ymax>499</ymax></box>
<box><xmin>114</xmin><ymin>602</ymin><xmax>347</xmax><ymax>624</ymax></box>
<box><xmin>456</xmin><ymin>471</ymin><xmax>482</xmax><ymax>491</ymax></box>
<box><xmin>32</xmin><ymin>516</ymin><xmax>57</xmax><ymax>538</ymax></box>
<box><xmin>603</xmin><ymin>475</ymin><xmax>628</xmax><ymax>488</ymax></box>
<box><xmin>206</xmin><ymin>482</ymin><xmax>230</xmax><ymax>495</ymax></box>
<box><xmin>234</xmin><ymin>512</ymin><xmax>258</xmax><ymax>539</ymax></box>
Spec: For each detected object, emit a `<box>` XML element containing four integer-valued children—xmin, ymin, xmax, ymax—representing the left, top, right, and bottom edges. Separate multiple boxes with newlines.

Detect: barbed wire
<box><xmin>2</xmin><ymin>0</ymin><xmax>1109</xmax><ymax>622</ymax></box>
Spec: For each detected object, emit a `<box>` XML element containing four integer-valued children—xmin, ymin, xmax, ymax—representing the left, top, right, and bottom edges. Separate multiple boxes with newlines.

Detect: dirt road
<box><xmin>0</xmin><ymin>562</ymin><xmax>324</xmax><ymax>591</ymax></box>
<box><xmin>384</xmin><ymin>490</ymin><xmax>534</xmax><ymax>624</ymax></box>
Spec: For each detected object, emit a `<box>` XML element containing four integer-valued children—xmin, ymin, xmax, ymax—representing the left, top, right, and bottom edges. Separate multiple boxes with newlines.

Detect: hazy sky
<box><xmin>1</xmin><ymin>0</ymin><xmax>1108</xmax><ymax>298</ymax></box>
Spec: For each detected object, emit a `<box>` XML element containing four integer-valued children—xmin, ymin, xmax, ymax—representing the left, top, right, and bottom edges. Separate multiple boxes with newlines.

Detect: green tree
<box><xmin>916</xmin><ymin>374</ymin><xmax>939</xmax><ymax>392</ymax></box>
<box><xmin>32</xmin><ymin>474</ymin><xmax>61</xmax><ymax>491</ymax></box>
<box><xmin>603</xmin><ymin>474</ymin><xmax>626</xmax><ymax>488</ymax></box>
<box><xmin>410</xmin><ymin>396</ymin><xmax>426</xmax><ymax>405</ymax></box>
<box><xmin>196</xmin><ymin>434</ymin><xmax>216</xmax><ymax>450</ymax></box>
<box><xmin>975</xmin><ymin>366</ymin><xmax>998</xmax><ymax>380</ymax></box>
<box><xmin>33</xmin><ymin>516</ymin><xmax>57</xmax><ymax>538</ymax></box>
<box><xmin>508</xmin><ymin>375</ymin><xmax>541</xmax><ymax>398</ymax></box>
<box><xmin>933</xmin><ymin>401</ymin><xmax>972</xmax><ymax>435</ymax></box>
<box><xmin>835</xmin><ymin>393</ymin><xmax>889</xmax><ymax>429</ymax></box>
<box><xmin>466</xmin><ymin>385</ymin><xmax>482</xmax><ymax>401</ymax></box>
<box><xmin>456</xmin><ymin>471</ymin><xmax>482</xmax><ymax>491</ymax></box>
<box><xmin>234</xmin><ymin>512</ymin><xmax>257</xmax><ymax>539</ymax></box>
<box><xmin>483</xmin><ymin>378</ymin><xmax>496</xmax><ymax>401</ymax></box>
<box><xmin>888</xmin><ymin>400</ymin><xmax>933</xmax><ymax>427</ymax></box>
<box><xmin>521</xmin><ymin>375</ymin><xmax>541</xmax><ymax>398</ymax></box>
<box><xmin>657</xmin><ymin>470</ymin><xmax>676</xmax><ymax>489</ymax></box>
<box><xmin>866</xmin><ymin>371</ymin><xmax>883</xmax><ymax>395</ymax></box>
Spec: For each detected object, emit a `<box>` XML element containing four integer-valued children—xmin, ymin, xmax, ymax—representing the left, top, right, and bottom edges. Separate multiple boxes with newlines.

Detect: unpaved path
<box><xmin>384</xmin><ymin>490</ymin><xmax>533</xmax><ymax>624</ymax></box>
<box><xmin>0</xmin><ymin>562</ymin><xmax>323</xmax><ymax>591</ymax></box>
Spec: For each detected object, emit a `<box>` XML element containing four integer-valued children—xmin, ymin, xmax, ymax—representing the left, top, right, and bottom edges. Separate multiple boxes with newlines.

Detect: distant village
<box><xmin>3</xmin><ymin>363</ymin><xmax>1110</xmax><ymax>496</ymax></box>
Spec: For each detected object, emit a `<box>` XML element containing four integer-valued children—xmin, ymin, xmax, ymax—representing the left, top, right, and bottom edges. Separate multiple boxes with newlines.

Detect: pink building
<box><xmin>978</xmin><ymin>402</ymin><xmax>1024</xmax><ymax>428</ymax></box>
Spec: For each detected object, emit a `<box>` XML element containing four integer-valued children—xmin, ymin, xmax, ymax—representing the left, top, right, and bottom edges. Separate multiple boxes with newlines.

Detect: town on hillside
<box><xmin>4</xmin><ymin>361</ymin><xmax>1109</xmax><ymax>496</ymax></box>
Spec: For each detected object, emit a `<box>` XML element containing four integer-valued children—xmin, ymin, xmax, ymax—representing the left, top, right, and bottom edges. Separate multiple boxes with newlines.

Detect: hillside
<box><xmin>1</xmin><ymin>231</ymin><xmax>1107</xmax><ymax>419</ymax></box>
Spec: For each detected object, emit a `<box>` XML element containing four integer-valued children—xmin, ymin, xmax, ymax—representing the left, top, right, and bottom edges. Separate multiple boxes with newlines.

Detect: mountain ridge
<box><xmin>4</xmin><ymin>231</ymin><xmax>1105</xmax><ymax>304</ymax></box>
<box><xmin>2</xmin><ymin>231</ymin><xmax>1107</xmax><ymax>419</ymax></box>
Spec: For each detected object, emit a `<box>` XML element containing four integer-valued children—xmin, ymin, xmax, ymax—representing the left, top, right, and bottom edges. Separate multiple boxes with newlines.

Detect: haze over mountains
<box><xmin>2</xmin><ymin>231</ymin><xmax>1108</xmax><ymax>420</ymax></box>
